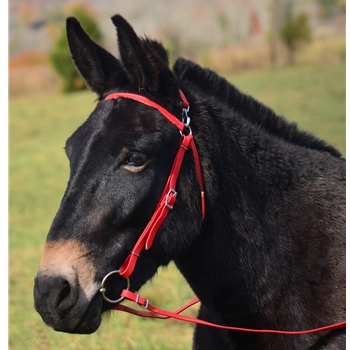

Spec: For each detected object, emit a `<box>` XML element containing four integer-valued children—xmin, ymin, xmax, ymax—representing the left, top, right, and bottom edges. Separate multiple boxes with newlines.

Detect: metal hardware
<box><xmin>165</xmin><ymin>189</ymin><xmax>177</xmax><ymax>209</ymax></box>
<box><xmin>182</xmin><ymin>107</ymin><xmax>191</xmax><ymax>127</ymax></box>
<box><xmin>100</xmin><ymin>270</ymin><xmax>130</xmax><ymax>304</ymax></box>
<box><xmin>135</xmin><ymin>294</ymin><xmax>149</xmax><ymax>309</ymax></box>
<box><xmin>180</xmin><ymin>107</ymin><xmax>192</xmax><ymax>136</ymax></box>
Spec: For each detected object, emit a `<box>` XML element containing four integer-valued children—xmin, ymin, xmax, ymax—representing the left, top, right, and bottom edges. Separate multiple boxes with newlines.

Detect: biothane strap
<box><xmin>105</xmin><ymin>92</ymin><xmax>185</xmax><ymax>130</ymax></box>
<box><xmin>115</xmin><ymin>290</ymin><xmax>346</xmax><ymax>335</ymax></box>
<box><xmin>104</xmin><ymin>91</ymin><xmax>205</xmax><ymax>278</ymax></box>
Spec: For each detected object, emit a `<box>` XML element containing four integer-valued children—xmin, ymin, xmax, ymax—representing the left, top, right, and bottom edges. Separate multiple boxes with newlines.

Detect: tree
<box><xmin>49</xmin><ymin>6</ymin><xmax>103</xmax><ymax>92</ymax></box>
<box><xmin>280</xmin><ymin>12</ymin><xmax>312</xmax><ymax>65</ymax></box>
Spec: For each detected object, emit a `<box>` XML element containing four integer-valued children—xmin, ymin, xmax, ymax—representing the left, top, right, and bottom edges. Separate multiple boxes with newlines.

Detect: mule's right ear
<box><xmin>66</xmin><ymin>17</ymin><xmax>129</xmax><ymax>95</ymax></box>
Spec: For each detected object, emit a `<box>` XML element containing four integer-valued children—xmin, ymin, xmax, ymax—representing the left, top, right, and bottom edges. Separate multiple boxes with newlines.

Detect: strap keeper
<box><xmin>180</xmin><ymin>144</ymin><xmax>188</xmax><ymax>150</ymax></box>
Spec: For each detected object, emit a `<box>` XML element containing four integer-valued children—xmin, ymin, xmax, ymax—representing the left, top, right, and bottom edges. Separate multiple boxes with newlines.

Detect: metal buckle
<box><xmin>135</xmin><ymin>294</ymin><xmax>149</xmax><ymax>309</ymax></box>
<box><xmin>165</xmin><ymin>189</ymin><xmax>177</xmax><ymax>209</ymax></box>
<box><xmin>100</xmin><ymin>270</ymin><xmax>130</xmax><ymax>304</ymax></box>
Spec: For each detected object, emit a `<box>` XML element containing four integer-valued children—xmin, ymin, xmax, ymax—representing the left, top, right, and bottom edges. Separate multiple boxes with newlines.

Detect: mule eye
<box><xmin>121</xmin><ymin>151</ymin><xmax>153</xmax><ymax>173</ymax></box>
<box><xmin>127</xmin><ymin>153</ymin><xmax>148</xmax><ymax>166</ymax></box>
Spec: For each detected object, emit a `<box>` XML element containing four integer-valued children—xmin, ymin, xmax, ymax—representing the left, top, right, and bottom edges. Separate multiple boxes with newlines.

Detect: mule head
<box><xmin>34</xmin><ymin>15</ymin><xmax>202</xmax><ymax>334</ymax></box>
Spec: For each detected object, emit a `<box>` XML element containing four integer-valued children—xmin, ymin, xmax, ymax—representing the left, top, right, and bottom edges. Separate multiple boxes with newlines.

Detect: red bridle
<box><xmin>104</xmin><ymin>91</ymin><xmax>205</xmax><ymax>279</ymax></box>
<box><xmin>100</xmin><ymin>90</ymin><xmax>346</xmax><ymax>335</ymax></box>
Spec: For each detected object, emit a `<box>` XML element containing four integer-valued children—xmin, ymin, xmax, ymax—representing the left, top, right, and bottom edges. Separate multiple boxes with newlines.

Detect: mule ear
<box><xmin>111</xmin><ymin>15</ymin><xmax>175</xmax><ymax>93</ymax></box>
<box><xmin>66</xmin><ymin>17</ymin><xmax>129</xmax><ymax>95</ymax></box>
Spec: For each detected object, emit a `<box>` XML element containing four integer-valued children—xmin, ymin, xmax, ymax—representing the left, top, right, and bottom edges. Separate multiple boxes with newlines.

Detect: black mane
<box><xmin>174</xmin><ymin>58</ymin><xmax>342</xmax><ymax>158</ymax></box>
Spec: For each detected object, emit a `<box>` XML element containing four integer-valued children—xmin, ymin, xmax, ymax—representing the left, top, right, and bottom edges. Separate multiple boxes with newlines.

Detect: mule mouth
<box><xmin>65</xmin><ymin>293</ymin><xmax>103</xmax><ymax>334</ymax></box>
<box><xmin>65</xmin><ymin>286</ymin><xmax>127</xmax><ymax>334</ymax></box>
<box><xmin>34</xmin><ymin>273</ymin><xmax>104</xmax><ymax>334</ymax></box>
<box><xmin>34</xmin><ymin>271</ymin><xmax>129</xmax><ymax>334</ymax></box>
<box><xmin>34</xmin><ymin>288</ymin><xmax>103</xmax><ymax>334</ymax></box>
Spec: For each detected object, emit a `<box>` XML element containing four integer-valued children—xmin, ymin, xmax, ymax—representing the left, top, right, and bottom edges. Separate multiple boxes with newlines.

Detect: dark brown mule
<box><xmin>34</xmin><ymin>15</ymin><xmax>345</xmax><ymax>349</ymax></box>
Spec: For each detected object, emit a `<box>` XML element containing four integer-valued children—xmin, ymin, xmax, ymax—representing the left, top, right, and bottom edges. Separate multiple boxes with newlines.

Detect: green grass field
<box><xmin>9</xmin><ymin>62</ymin><xmax>345</xmax><ymax>350</ymax></box>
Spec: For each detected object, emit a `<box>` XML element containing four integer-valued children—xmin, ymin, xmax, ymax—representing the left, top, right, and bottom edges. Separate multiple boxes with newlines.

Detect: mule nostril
<box><xmin>57</xmin><ymin>280</ymin><xmax>71</xmax><ymax>307</ymax></box>
<box><xmin>34</xmin><ymin>274</ymin><xmax>78</xmax><ymax>312</ymax></box>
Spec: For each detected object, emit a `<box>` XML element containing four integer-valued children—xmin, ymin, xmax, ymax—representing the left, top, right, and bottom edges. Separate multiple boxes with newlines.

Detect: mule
<box><xmin>34</xmin><ymin>15</ymin><xmax>345</xmax><ymax>349</ymax></box>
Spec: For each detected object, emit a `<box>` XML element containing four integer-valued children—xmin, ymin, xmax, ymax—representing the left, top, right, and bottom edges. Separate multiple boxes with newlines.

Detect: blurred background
<box><xmin>9</xmin><ymin>0</ymin><xmax>345</xmax><ymax>96</ymax></box>
<box><xmin>9</xmin><ymin>1</ymin><xmax>345</xmax><ymax>349</ymax></box>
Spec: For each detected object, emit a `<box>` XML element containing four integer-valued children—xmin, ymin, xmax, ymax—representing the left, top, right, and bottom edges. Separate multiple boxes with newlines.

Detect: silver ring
<box><xmin>100</xmin><ymin>270</ymin><xmax>131</xmax><ymax>304</ymax></box>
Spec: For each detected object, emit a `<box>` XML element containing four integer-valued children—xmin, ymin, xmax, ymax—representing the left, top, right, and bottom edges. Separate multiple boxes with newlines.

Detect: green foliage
<box><xmin>49</xmin><ymin>7</ymin><xmax>103</xmax><ymax>93</ymax></box>
<box><xmin>317</xmin><ymin>0</ymin><xmax>345</xmax><ymax>17</ymax></box>
<box><xmin>280</xmin><ymin>12</ymin><xmax>312</xmax><ymax>64</ymax></box>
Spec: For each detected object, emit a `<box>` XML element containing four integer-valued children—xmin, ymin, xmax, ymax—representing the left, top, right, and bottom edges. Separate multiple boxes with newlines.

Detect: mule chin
<box><xmin>46</xmin><ymin>295</ymin><xmax>102</xmax><ymax>334</ymax></box>
<box><xmin>63</xmin><ymin>294</ymin><xmax>103</xmax><ymax>334</ymax></box>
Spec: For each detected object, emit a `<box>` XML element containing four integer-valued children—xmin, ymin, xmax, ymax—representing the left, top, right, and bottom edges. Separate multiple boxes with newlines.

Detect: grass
<box><xmin>228</xmin><ymin>63</ymin><xmax>345</xmax><ymax>157</ymax></box>
<box><xmin>9</xmin><ymin>62</ymin><xmax>345</xmax><ymax>349</ymax></box>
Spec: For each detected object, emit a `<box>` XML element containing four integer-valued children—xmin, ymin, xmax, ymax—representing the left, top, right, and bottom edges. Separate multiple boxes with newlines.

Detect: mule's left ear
<box><xmin>66</xmin><ymin>17</ymin><xmax>129</xmax><ymax>95</ymax></box>
<box><xmin>111</xmin><ymin>15</ymin><xmax>176</xmax><ymax>94</ymax></box>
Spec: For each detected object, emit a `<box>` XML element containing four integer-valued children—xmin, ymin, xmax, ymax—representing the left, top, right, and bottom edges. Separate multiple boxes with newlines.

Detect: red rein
<box><xmin>103</xmin><ymin>91</ymin><xmax>346</xmax><ymax>335</ymax></box>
